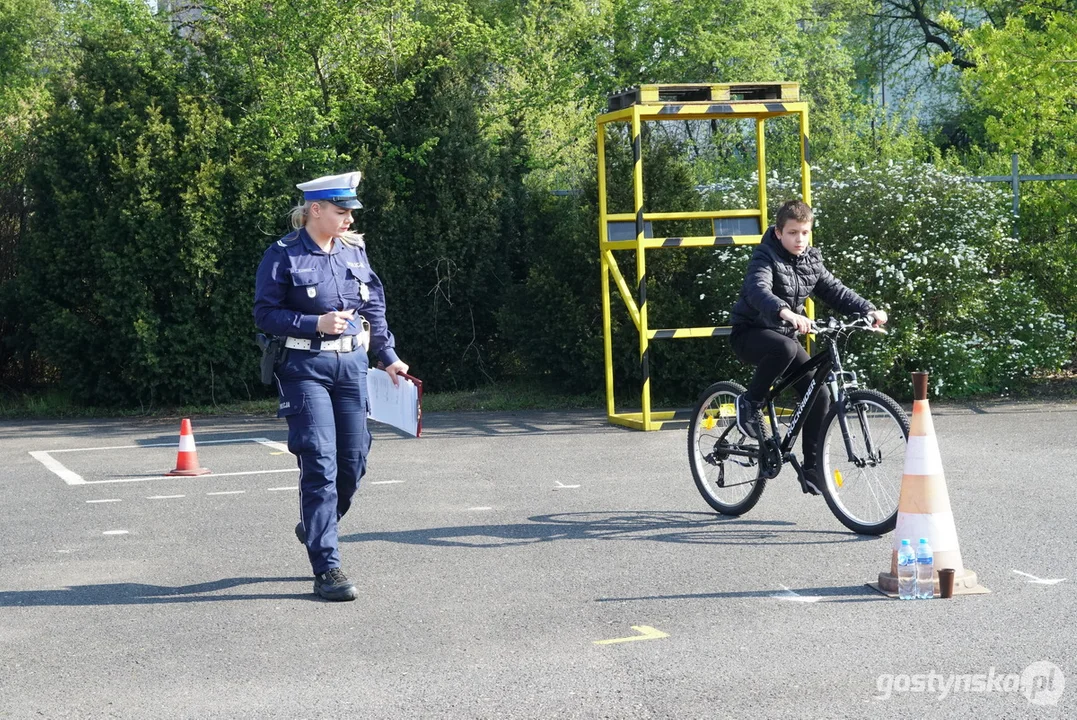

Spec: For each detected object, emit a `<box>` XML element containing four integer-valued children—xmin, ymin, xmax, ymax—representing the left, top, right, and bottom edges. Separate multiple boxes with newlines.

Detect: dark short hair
<box><xmin>775</xmin><ymin>199</ymin><xmax>814</xmax><ymax>230</ymax></box>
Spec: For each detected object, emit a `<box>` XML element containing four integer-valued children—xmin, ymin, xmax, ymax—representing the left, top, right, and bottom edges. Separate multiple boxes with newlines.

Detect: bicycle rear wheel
<box><xmin>817</xmin><ymin>389</ymin><xmax>909</xmax><ymax>535</ymax></box>
<box><xmin>688</xmin><ymin>381</ymin><xmax>766</xmax><ymax>516</ymax></box>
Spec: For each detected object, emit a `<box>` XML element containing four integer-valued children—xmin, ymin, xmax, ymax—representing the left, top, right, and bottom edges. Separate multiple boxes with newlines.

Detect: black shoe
<box><xmin>735</xmin><ymin>394</ymin><xmax>765</xmax><ymax>441</ymax></box>
<box><xmin>800</xmin><ymin>467</ymin><xmax>823</xmax><ymax>496</ymax></box>
<box><xmin>313</xmin><ymin>568</ymin><xmax>358</xmax><ymax>602</ymax></box>
<box><xmin>295</xmin><ymin>522</ymin><xmax>305</xmax><ymax>544</ymax></box>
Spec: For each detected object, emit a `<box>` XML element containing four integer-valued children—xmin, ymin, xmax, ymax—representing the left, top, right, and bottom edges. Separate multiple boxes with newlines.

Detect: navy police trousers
<box><xmin>275</xmin><ymin>348</ymin><xmax>371</xmax><ymax>574</ymax></box>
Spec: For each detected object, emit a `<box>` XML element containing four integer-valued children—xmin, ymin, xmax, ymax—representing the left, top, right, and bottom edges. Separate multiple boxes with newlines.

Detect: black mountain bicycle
<box><xmin>688</xmin><ymin>316</ymin><xmax>910</xmax><ymax>535</ymax></box>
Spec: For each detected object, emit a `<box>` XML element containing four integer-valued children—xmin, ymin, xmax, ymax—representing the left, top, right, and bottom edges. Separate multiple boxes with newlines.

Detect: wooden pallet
<box><xmin>607</xmin><ymin>82</ymin><xmax>800</xmax><ymax>112</ymax></box>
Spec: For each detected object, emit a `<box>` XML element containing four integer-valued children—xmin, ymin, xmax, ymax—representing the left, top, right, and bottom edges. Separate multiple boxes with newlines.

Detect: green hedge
<box><xmin>2</xmin><ymin>0</ymin><xmax>1073</xmax><ymax>407</ymax></box>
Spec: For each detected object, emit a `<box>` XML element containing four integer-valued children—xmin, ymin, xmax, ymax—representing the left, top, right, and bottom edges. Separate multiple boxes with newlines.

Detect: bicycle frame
<box><xmin>765</xmin><ymin>342</ymin><xmax>836</xmax><ymax>458</ymax></box>
<box><xmin>767</xmin><ymin>330</ymin><xmax>884</xmax><ymax>467</ymax></box>
<box><xmin>716</xmin><ymin>324</ymin><xmax>881</xmax><ymax>470</ymax></box>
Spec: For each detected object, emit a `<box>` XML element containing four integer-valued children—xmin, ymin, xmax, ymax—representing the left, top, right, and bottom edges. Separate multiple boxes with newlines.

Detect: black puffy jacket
<box><xmin>729</xmin><ymin>227</ymin><xmax>874</xmax><ymax>336</ymax></box>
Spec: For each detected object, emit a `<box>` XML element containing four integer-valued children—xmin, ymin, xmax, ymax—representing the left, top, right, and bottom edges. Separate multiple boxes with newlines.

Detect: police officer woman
<box><xmin>254</xmin><ymin>171</ymin><xmax>408</xmax><ymax>601</ymax></box>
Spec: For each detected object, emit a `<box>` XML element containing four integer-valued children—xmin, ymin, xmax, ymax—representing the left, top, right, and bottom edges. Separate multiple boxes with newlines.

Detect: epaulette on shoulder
<box><xmin>275</xmin><ymin>231</ymin><xmax>301</xmax><ymax>248</ymax></box>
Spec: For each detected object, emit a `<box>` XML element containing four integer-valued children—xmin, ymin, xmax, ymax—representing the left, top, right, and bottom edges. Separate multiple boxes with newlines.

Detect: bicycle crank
<box><xmin>759</xmin><ymin>438</ymin><xmax>783</xmax><ymax>479</ymax></box>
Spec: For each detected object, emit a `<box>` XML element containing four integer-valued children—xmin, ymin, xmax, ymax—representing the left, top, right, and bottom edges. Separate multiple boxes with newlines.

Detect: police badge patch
<box><xmin>360</xmin><ymin>283</ymin><xmax>370</xmax><ymax>301</ymax></box>
<box><xmin>307</xmin><ymin>286</ymin><xmax>317</xmax><ymax>298</ymax></box>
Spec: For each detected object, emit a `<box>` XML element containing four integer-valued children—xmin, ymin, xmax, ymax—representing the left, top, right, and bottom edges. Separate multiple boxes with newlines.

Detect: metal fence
<box><xmin>968</xmin><ymin>153</ymin><xmax>1077</xmax><ymax>236</ymax></box>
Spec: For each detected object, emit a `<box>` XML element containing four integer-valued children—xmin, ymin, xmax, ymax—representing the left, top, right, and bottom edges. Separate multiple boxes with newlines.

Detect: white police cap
<box><xmin>296</xmin><ymin>171</ymin><xmax>363</xmax><ymax>209</ymax></box>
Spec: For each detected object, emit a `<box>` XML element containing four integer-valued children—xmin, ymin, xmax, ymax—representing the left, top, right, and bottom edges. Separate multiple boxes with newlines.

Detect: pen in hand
<box><xmin>335</xmin><ymin>307</ymin><xmax>357</xmax><ymax>331</ymax></box>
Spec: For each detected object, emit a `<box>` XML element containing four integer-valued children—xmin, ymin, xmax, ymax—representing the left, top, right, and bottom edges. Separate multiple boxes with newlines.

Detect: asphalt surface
<box><xmin>2</xmin><ymin>402</ymin><xmax>1075</xmax><ymax>719</ymax></box>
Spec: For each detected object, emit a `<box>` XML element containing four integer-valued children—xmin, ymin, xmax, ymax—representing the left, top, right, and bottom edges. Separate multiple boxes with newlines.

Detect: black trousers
<box><xmin>730</xmin><ymin>326</ymin><xmax>829</xmax><ymax>468</ymax></box>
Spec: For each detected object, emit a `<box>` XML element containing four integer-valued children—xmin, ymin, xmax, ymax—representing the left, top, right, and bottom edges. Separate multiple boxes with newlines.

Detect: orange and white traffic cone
<box><xmin>166</xmin><ymin>418</ymin><xmax>211</xmax><ymax>477</ymax></box>
<box><xmin>875</xmin><ymin>372</ymin><xmax>987</xmax><ymax>596</ymax></box>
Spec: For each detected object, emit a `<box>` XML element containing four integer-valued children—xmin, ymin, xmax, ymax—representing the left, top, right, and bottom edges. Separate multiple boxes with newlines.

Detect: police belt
<box><xmin>285</xmin><ymin>331</ymin><xmax>369</xmax><ymax>353</ymax></box>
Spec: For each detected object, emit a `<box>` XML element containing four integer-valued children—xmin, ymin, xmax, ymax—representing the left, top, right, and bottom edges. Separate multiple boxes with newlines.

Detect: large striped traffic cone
<box><xmin>876</xmin><ymin>372</ymin><xmax>986</xmax><ymax>595</ymax></box>
<box><xmin>166</xmin><ymin>418</ymin><xmax>211</xmax><ymax>477</ymax></box>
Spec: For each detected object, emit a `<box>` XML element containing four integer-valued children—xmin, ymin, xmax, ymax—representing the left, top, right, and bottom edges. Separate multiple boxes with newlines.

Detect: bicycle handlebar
<box><xmin>804</xmin><ymin>315</ymin><xmax>888</xmax><ymax>337</ymax></box>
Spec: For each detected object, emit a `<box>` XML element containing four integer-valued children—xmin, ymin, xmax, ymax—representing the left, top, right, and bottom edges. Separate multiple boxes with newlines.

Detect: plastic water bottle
<box><xmin>916</xmin><ymin>538</ymin><xmax>935</xmax><ymax>599</ymax></box>
<box><xmin>897</xmin><ymin>539</ymin><xmax>916</xmax><ymax>600</ymax></box>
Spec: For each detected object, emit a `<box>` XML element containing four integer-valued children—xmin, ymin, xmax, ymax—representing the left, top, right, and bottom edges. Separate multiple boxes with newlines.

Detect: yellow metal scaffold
<box><xmin>598</xmin><ymin>82</ymin><xmax>812</xmax><ymax>431</ymax></box>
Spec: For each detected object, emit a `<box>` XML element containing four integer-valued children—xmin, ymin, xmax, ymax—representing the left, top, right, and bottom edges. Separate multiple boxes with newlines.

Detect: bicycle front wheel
<box><xmin>687</xmin><ymin>381</ymin><xmax>766</xmax><ymax>516</ymax></box>
<box><xmin>817</xmin><ymin>389</ymin><xmax>909</xmax><ymax>535</ymax></box>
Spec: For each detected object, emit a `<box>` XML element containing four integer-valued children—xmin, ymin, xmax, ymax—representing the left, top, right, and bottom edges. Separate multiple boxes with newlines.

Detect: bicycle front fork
<box><xmin>832</xmin><ymin>394</ymin><xmax>880</xmax><ymax>467</ymax></box>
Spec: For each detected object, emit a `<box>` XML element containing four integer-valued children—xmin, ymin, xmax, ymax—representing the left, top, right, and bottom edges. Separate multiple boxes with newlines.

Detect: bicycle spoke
<box><xmin>821</xmin><ymin>392</ymin><xmax>908</xmax><ymax>534</ymax></box>
<box><xmin>688</xmin><ymin>383</ymin><xmax>766</xmax><ymax>515</ymax></box>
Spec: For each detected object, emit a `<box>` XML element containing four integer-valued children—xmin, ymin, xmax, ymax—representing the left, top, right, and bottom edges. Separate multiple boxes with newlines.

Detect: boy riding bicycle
<box><xmin>729</xmin><ymin>199</ymin><xmax>887</xmax><ymax>494</ymax></box>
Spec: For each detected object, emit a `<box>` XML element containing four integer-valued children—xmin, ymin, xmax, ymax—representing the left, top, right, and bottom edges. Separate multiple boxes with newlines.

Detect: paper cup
<box><xmin>938</xmin><ymin>568</ymin><xmax>956</xmax><ymax>599</ymax></box>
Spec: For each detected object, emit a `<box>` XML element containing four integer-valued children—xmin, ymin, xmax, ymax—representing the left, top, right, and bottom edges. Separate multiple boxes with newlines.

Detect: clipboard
<box><xmin>402</xmin><ymin>371</ymin><xmax>423</xmax><ymax>437</ymax></box>
<box><xmin>366</xmin><ymin>369</ymin><xmax>423</xmax><ymax>437</ymax></box>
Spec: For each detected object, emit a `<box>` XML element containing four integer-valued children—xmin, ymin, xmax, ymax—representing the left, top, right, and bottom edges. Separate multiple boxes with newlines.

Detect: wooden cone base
<box><xmin>873</xmin><ymin>568</ymin><xmax>987</xmax><ymax>597</ymax></box>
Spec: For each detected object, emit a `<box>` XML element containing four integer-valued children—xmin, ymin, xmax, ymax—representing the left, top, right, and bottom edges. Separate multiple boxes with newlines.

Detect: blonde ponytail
<box><xmin>289</xmin><ymin>201</ymin><xmax>311</xmax><ymax>230</ymax></box>
<box><xmin>288</xmin><ymin>201</ymin><xmax>365</xmax><ymax>246</ymax></box>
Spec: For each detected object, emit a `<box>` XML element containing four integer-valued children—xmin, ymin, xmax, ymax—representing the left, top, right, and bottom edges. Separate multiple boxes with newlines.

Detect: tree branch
<box><xmin>874</xmin><ymin>0</ymin><xmax>978</xmax><ymax>70</ymax></box>
<box><xmin>309</xmin><ymin>47</ymin><xmax>331</xmax><ymax>115</ymax></box>
<box><xmin>911</xmin><ymin>0</ymin><xmax>977</xmax><ymax>68</ymax></box>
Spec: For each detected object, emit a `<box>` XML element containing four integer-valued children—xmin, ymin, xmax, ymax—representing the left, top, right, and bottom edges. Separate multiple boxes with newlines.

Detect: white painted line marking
<box><xmin>29</xmin><ymin>437</ymin><xmax>290</xmax><ymax>486</ymax></box>
<box><xmin>86</xmin><ymin>469</ymin><xmax>296</xmax><ymax>485</ymax></box>
<box><xmin>1013</xmin><ymin>569</ymin><xmax>1066</xmax><ymax>585</ymax></box>
<box><xmin>147</xmin><ymin>495</ymin><xmax>185</xmax><ymax>500</ymax></box>
<box><xmin>256</xmin><ymin>439</ymin><xmax>291</xmax><ymax>453</ymax></box>
<box><xmin>369</xmin><ymin>480</ymin><xmax>404</xmax><ymax>485</ymax></box>
<box><xmin>86</xmin><ymin>499</ymin><xmax>122</xmax><ymax>504</ymax></box>
<box><xmin>29</xmin><ymin>451</ymin><xmax>86</xmax><ymax>485</ymax></box>
<box><xmin>469</xmin><ymin>506</ymin><xmax>493</xmax><ymax>511</ymax></box>
<box><xmin>771</xmin><ymin>585</ymin><xmax>823</xmax><ymax>603</ymax></box>
<box><xmin>554</xmin><ymin>481</ymin><xmax>580</xmax><ymax>489</ymax></box>
<box><xmin>102</xmin><ymin>530</ymin><xmax>129</xmax><ymax>535</ymax></box>
<box><xmin>49</xmin><ymin>438</ymin><xmax>271</xmax><ymax>453</ymax></box>
<box><xmin>55</xmin><ymin>549</ymin><xmax>73</xmax><ymax>553</ymax></box>
<box><xmin>268</xmin><ymin>486</ymin><xmax>299</xmax><ymax>492</ymax></box>
<box><xmin>207</xmin><ymin>490</ymin><xmax>246</xmax><ymax>496</ymax></box>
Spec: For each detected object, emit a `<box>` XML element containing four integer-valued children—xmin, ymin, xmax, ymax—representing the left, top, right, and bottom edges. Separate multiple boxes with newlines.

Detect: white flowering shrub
<box><xmin>702</xmin><ymin>161</ymin><xmax>1071</xmax><ymax>398</ymax></box>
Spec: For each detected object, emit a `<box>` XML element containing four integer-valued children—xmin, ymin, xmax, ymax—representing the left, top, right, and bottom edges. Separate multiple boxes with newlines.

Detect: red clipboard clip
<box><xmin>399</xmin><ymin>372</ymin><xmax>423</xmax><ymax>437</ymax></box>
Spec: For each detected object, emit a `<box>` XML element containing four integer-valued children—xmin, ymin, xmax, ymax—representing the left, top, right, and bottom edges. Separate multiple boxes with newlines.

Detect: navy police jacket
<box><xmin>253</xmin><ymin>227</ymin><xmax>400</xmax><ymax>366</ymax></box>
<box><xmin>730</xmin><ymin>227</ymin><xmax>874</xmax><ymax>337</ymax></box>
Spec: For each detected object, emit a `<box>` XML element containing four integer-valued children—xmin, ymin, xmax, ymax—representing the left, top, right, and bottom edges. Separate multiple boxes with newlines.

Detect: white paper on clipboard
<box><xmin>366</xmin><ymin>368</ymin><xmax>420</xmax><ymax>436</ymax></box>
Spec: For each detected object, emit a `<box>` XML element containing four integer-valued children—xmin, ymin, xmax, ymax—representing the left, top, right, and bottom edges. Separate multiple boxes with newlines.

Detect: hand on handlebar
<box><xmin>779</xmin><ymin>307</ymin><xmax>813</xmax><ymax>335</ymax></box>
<box><xmin>868</xmin><ymin>309</ymin><xmax>888</xmax><ymax>327</ymax></box>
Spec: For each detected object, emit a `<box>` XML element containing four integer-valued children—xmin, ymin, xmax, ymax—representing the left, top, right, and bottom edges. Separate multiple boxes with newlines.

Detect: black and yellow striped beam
<box><xmin>599</xmin><ymin>102</ymin><xmax>808</xmax><ymax>125</ymax></box>
<box><xmin>640</xmin><ymin>101</ymin><xmax>809</xmax><ymax>120</ymax></box>
<box><xmin>631</xmin><ymin>114</ymin><xmax>650</xmax><ymax>396</ymax></box>
<box><xmin>656</xmin><ymin>102</ymin><xmax>792</xmax><ymax>115</ymax></box>
<box><xmin>607</xmin><ymin>209</ymin><xmax>760</xmax><ymax>222</ymax></box>
<box><xmin>607</xmin><ymin>82</ymin><xmax>801</xmax><ymax>111</ymax></box>
<box><xmin>602</xmin><ymin>235</ymin><xmax>760</xmax><ymax>250</ymax></box>
<box><xmin>648</xmin><ymin>327</ymin><xmax>732</xmax><ymax>340</ymax></box>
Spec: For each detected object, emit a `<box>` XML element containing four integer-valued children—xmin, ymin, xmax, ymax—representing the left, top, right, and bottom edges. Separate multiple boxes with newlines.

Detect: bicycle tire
<box><xmin>687</xmin><ymin>381</ymin><xmax>767</xmax><ymax>516</ymax></box>
<box><xmin>816</xmin><ymin>388</ymin><xmax>909</xmax><ymax>535</ymax></box>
